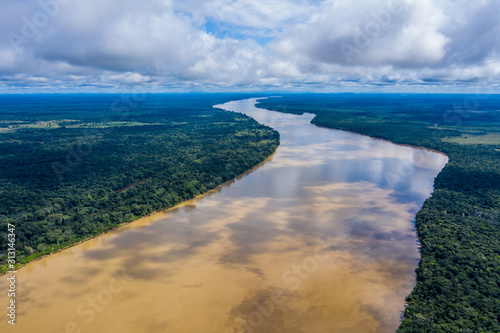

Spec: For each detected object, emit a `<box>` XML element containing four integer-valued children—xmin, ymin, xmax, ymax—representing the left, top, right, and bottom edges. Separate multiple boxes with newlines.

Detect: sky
<box><xmin>1</xmin><ymin>0</ymin><xmax>500</xmax><ymax>93</ymax></box>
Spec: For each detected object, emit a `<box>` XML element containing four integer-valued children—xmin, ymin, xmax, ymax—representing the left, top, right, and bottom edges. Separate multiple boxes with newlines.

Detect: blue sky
<box><xmin>1</xmin><ymin>0</ymin><xmax>500</xmax><ymax>93</ymax></box>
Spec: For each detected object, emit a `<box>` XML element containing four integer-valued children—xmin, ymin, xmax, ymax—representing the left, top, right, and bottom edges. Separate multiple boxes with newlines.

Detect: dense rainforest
<box><xmin>0</xmin><ymin>94</ymin><xmax>279</xmax><ymax>273</ymax></box>
<box><xmin>258</xmin><ymin>94</ymin><xmax>500</xmax><ymax>333</ymax></box>
<box><xmin>1</xmin><ymin>93</ymin><xmax>498</xmax><ymax>332</ymax></box>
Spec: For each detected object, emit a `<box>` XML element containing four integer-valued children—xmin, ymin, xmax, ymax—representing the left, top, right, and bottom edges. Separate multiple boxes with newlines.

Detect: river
<box><xmin>1</xmin><ymin>98</ymin><xmax>448</xmax><ymax>333</ymax></box>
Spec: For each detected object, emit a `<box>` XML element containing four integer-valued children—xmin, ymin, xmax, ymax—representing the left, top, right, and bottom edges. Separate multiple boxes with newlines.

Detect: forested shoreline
<box><xmin>1</xmin><ymin>93</ymin><xmax>498</xmax><ymax>332</ymax></box>
<box><xmin>258</xmin><ymin>94</ymin><xmax>500</xmax><ymax>333</ymax></box>
<box><xmin>0</xmin><ymin>94</ymin><xmax>279</xmax><ymax>273</ymax></box>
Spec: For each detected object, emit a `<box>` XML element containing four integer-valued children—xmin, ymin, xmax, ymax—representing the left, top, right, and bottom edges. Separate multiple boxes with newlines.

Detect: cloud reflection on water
<box><xmin>4</xmin><ymin>98</ymin><xmax>448</xmax><ymax>333</ymax></box>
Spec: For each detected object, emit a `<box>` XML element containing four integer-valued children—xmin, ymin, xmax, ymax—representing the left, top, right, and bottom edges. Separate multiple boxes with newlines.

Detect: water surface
<box><xmin>1</xmin><ymin>98</ymin><xmax>448</xmax><ymax>333</ymax></box>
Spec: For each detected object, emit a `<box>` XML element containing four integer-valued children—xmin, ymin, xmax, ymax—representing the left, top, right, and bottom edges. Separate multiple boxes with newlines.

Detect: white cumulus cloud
<box><xmin>0</xmin><ymin>0</ymin><xmax>499</xmax><ymax>91</ymax></box>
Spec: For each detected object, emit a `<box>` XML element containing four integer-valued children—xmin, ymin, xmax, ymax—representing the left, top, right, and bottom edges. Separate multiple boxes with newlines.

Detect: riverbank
<box><xmin>0</xmin><ymin>148</ymin><xmax>278</xmax><ymax>276</ymax></box>
<box><xmin>0</xmin><ymin>94</ymin><xmax>281</xmax><ymax>275</ymax></box>
<box><xmin>256</xmin><ymin>96</ymin><xmax>500</xmax><ymax>332</ymax></box>
<box><xmin>1</xmin><ymin>98</ymin><xmax>448</xmax><ymax>333</ymax></box>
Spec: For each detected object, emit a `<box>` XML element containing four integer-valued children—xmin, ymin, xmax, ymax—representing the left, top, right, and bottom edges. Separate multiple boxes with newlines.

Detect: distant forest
<box><xmin>0</xmin><ymin>94</ymin><xmax>279</xmax><ymax>272</ymax></box>
<box><xmin>258</xmin><ymin>94</ymin><xmax>500</xmax><ymax>333</ymax></box>
<box><xmin>1</xmin><ymin>93</ymin><xmax>498</xmax><ymax>332</ymax></box>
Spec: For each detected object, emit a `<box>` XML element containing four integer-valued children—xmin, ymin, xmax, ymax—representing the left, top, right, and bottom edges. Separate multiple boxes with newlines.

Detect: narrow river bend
<box><xmin>1</xmin><ymin>98</ymin><xmax>448</xmax><ymax>333</ymax></box>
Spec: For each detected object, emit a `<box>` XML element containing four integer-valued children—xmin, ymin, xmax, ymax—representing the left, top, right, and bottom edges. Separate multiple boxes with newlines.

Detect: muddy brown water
<box><xmin>1</xmin><ymin>98</ymin><xmax>448</xmax><ymax>333</ymax></box>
